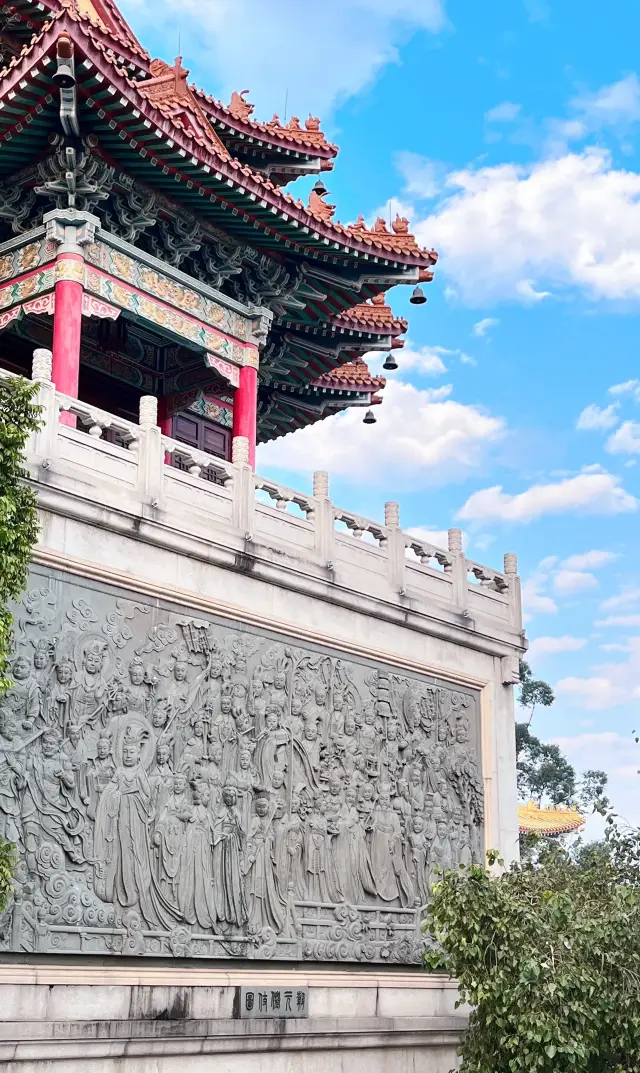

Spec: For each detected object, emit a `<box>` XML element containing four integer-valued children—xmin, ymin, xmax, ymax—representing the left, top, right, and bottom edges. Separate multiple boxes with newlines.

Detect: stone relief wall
<box><xmin>0</xmin><ymin>569</ymin><xmax>484</xmax><ymax>963</ymax></box>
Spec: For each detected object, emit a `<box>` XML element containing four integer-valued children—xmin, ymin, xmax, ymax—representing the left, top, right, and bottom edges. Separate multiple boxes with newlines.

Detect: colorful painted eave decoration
<box><xmin>518</xmin><ymin>800</ymin><xmax>585</xmax><ymax>836</ymax></box>
<box><xmin>0</xmin><ymin>13</ymin><xmax>437</xmax><ymax>273</ymax></box>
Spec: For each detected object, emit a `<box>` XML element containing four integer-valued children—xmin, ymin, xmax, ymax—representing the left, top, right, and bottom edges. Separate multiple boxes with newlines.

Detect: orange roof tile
<box><xmin>194</xmin><ymin>87</ymin><xmax>338</xmax><ymax>160</ymax></box>
<box><xmin>335</xmin><ymin>295</ymin><xmax>408</xmax><ymax>333</ymax></box>
<box><xmin>47</xmin><ymin>0</ymin><xmax>148</xmax><ymax>60</ymax></box>
<box><xmin>136</xmin><ymin>57</ymin><xmax>230</xmax><ymax>159</ymax></box>
<box><xmin>313</xmin><ymin>359</ymin><xmax>385</xmax><ymax>392</ymax></box>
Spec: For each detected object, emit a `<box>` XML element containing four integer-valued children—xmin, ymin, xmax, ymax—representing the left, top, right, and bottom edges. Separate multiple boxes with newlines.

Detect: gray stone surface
<box><xmin>0</xmin><ymin>566</ymin><xmax>484</xmax><ymax>963</ymax></box>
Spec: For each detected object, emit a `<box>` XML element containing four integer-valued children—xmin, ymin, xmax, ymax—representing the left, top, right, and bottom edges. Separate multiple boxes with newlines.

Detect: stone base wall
<box><xmin>0</xmin><ymin>963</ymin><xmax>465</xmax><ymax>1072</ymax></box>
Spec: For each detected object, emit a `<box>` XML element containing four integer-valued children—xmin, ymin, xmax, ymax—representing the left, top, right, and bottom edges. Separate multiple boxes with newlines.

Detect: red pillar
<box><xmin>232</xmin><ymin>365</ymin><xmax>258</xmax><ymax>469</ymax></box>
<box><xmin>51</xmin><ymin>255</ymin><xmax>84</xmax><ymax>428</ymax></box>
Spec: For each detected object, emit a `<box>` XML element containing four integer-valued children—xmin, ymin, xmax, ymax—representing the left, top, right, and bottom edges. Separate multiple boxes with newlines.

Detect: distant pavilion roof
<box><xmin>518</xmin><ymin>800</ymin><xmax>585</xmax><ymax>836</ymax></box>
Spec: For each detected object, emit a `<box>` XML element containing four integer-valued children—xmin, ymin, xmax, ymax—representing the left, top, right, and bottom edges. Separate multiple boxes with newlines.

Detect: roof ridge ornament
<box><xmin>227</xmin><ymin>89</ymin><xmax>254</xmax><ymax>122</ymax></box>
<box><xmin>308</xmin><ymin>185</ymin><xmax>335</xmax><ymax>223</ymax></box>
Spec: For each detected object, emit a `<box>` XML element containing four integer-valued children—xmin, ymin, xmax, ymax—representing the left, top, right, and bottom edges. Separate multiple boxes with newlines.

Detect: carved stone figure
<box><xmin>177</xmin><ymin>784</ymin><xmax>217</xmax><ymax>930</ymax></box>
<box><xmin>212</xmin><ymin>786</ymin><xmax>248</xmax><ymax>928</ymax></box>
<box><xmin>5</xmin><ymin>571</ymin><xmax>485</xmax><ymax>963</ymax></box>
<box><xmin>93</xmin><ymin>724</ymin><xmax>178</xmax><ymax>930</ymax></box>
<box><xmin>244</xmin><ymin>797</ymin><xmax>285</xmax><ymax>933</ymax></box>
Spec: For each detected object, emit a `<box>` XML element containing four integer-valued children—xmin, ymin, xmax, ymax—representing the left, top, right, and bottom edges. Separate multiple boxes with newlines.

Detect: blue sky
<box><xmin>122</xmin><ymin>0</ymin><xmax>640</xmax><ymax>825</ymax></box>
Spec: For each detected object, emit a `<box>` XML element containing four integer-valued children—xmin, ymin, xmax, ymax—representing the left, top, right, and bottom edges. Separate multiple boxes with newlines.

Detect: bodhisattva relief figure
<box><xmin>305</xmin><ymin>796</ymin><xmax>339</xmax><ymax>903</ymax></box>
<box><xmin>48</xmin><ymin>661</ymin><xmax>76</xmax><ymax>730</ymax></box>
<box><xmin>177</xmin><ymin>784</ymin><xmax>217</xmax><ymax>930</ymax></box>
<box><xmin>229</xmin><ymin>748</ymin><xmax>259</xmax><ymax>834</ymax></box>
<box><xmin>62</xmin><ymin>724</ymin><xmax>90</xmax><ymax>806</ymax></box>
<box><xmin>6</xmin><ymin>584</ymin><xmax>485</xmax><ymax>965</ymax></box>
<box><xmin>213</xmin><ymin>694</ymin><xmax>238</xmax><ymax>778</ymax></box>
<box><xmin>124</xmin><ymin>657</ymin><xmax>152</xmax><ymax>717</ymax></box>
<box><xmin>212</xmin><ymin>785</ymin><xmax>248</xmax><ymax>928</ymax></box>
<box><xmin>4</xmin><ymin>657</ymin><xmax>40</xmax><ymax>728</ymax></box>
<box><xmin>369</xmin><ymin>786</ymin><xmax>414</xmax><ymax>907</ymax></box>
<box><xmin>428</xmin><ymin>815</ymin><xmax>453</xmax><ymax>892</ymax></box>
<box><xmin>0</xmin><ymin>709</ymin><xmax>26</xmax><ymax>845</ymax></box>
<box><xmin>93</xmin><ymin>724</ymin><xmax>178</xmax><ymax>930</ymax></box>
<box><xmin>244</xmin><ymin>797</ymin><xmax>285</xmax><ymax>933</ymax></box>
<box><xmin>333</xmin><ymin>785</ymin><xmax>375</xmax><ymax>905</ymax></box>
<box><xmin>21</xmin><ymin>728</ymin><xmax>87</xmax><ymax>868</ymax></box>
<box><xmin>286</xmin><ymin>796</ymin><xmax>306</xmax><ymax>900</ymax></box>
<box><xmin>74</xmin><ymin>640</ymin><xmax>109</xmax><ymax>735</ymax></box>
<box><xmin>154</xmin><ymin>771</ymin><xmax>191</xmax><ymax>902</ymax></box>
<box><xmin>86</xmin><ymin>731</ymin><xmax>115</xmax><ymax>820</ymax></box>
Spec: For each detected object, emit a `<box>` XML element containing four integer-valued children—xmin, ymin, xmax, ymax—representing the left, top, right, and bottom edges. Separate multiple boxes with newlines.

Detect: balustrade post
<box><xmin>504</xmin><ymin>551</ymin><xmax>522</xmax><ymax>629</ymax></box>
<box><xmin>231</xmin><ymin>435</ymin><xmax>255</xmax><ymax>538</ymax></box>
<box><xmin>448</xmin><ymin>528</ymin><xmax>469</xmax><ymax>614</ymax></box>
<box><xmin>136</xmin><ymin>395</ymin><xmax>163</xmax><ymax>507</ymax></box>
<box><xmin>29</xmin><ymin>349</ymin><xmax>59</xmax><ymax>466</ymax></box>
<box><xmin>384</xmin><ymin>501</ymin><xmax>406</xmax><ymax>596</ymax></box>
<box><xmin>312</xmin><ymin>471</ymin><xmax>335</xmax><ymax>566</ymax></box>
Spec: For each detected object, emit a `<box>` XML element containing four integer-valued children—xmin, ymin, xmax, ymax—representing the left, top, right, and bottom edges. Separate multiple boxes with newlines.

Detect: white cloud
<box><xmin>571</xmin><ymin>74</ymin><xmax>640</xmax><ymax>133</ymax></box>
<box><xmin>515</xmin><ymin>279</ymin><xmax>552</xmax><ymax>302</ymax></box>
<box><xmin>485</xmin><ymin>101</ymin><xmax>521</xmax><ymax>123</ymax></box>
<box><xmin>553</xmin><ymin>570</ymin><xmax>598</xmax><ymax>595</ymax></box>
<box><xmin>562</xmin><ymin>550</ymin><xmax>618</xmax><ymax>570</ymax></box>
<box><xmin>527</xmin><ymin>635</ymin><xmax>588</xmax><ymax>659</ymax></box>
<box><xmin>550</xmin><ymin>731</ymin><xmax>640</xmax><ymax>827</ymax></box>
<box><xmin>395</xmin><ymin>152</ymin><xmax>446</xmax><ymax>200</ymax></box>
<box><xmin>606</xmin><ymin>420</ymin><xmax>640</xmax><ymax>454</ymax></box>
<box><xmin>458</xmin><ymin>469</ymin><xmax>637</xmax><ymax>523</ymax></box>
<box><xmin>472</xmin><ymin>317</ymin><xmax>499</xmax><ymax>338</ymax></box>
<box><xmin>576</xmin><ymin>403</ymin><xmax>619</xmax><ymax>431</ymax></box>
<box><xmin>522</xmin><ymin>577</ymin><xmax>558</xmax><ymax>617</ymax></box>
<box><xmin>595</xmin><ymin>614</ymin><xmax>640</xmax><ymax>628</ymax></box>
<box><xmin>121</xmin><ymin>0</ymin><xmax>446</xmax><ymax>117</ymax></box>
<box><xmin>383</xmin><ymin>345</ymin><xmax>447</xmax><ymax>376</ymax></box>
<box><xmin>411</xmin><ymin>148</ymin><xmax>640</xmax><ymax>305</ymax></box>
<box><xmin>600</xmin><ymin>587</ymin><xmax>640</xmax><ymax>611</ymax></box>
<box><xmin>609</xmin><ymin>379</ymin><xmax>640</xmax><ymax>398</ymax></box>
<box><xmin>258</xmin><ymin>378</ymin><xmax>505</xmax><ymax>488</ymax></box>
<box><xmin>600</xmin><ymin>642</ymin><xmax>631</xmax><ymax>653</ymax></box>
<box><xmin>555</xmin><ymin>676</ymin><xmax>626</xmax><ymax>710</ymax></box>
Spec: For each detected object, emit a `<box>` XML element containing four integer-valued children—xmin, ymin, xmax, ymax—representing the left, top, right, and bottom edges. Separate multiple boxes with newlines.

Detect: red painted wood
<box><xmin>232</xmin><ymin>365</ymin><xmax>258</xmax><ymax>469</ymax></box>
<box><xmin>52</xmin><ymin>258</ymin><xmax>84</xmax><ymax>429</ymax></box>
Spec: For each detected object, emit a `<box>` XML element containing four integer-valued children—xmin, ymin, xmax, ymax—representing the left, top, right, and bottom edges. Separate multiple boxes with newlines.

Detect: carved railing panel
<box><xmin>1</xmin><ymin>569</ymin><xmax>485</xmax><ymax>964</ymax></box>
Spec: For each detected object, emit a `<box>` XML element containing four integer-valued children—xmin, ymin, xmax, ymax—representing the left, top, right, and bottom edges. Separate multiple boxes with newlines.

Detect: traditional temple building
<box><xmin>0</xmin><ymin>3</ymin><xmax>526</xmax><ymax>1071</ymax></box>
<box><xmin>0</xmin><ymin>0</ymin><xmax>434</xmax><ymax>464</ymax></box>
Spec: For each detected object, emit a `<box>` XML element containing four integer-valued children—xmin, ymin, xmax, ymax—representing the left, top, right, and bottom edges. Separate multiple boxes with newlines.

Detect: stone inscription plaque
<box><xmin>239</xmin><ymin>986</ymin><xmax>308</xmax><ymax>1018</ymax></box>
<box><xmin>0</xmin><ymin>568</ymin><xmax>484</xmax><ymax>963</ymax></box>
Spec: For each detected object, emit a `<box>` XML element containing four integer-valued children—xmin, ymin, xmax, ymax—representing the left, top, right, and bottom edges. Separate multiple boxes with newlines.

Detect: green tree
<box><xmin>0</xmin><ymin>374</ymin><xmax>40</xmax><ymax>688</ymax></box>
<box><xmin>425</xmin><ymin>818</ymin><xmax>640</xmax><ymax>1073</ymax></box>
<box><xmin>0</xmin><ymin>373</ymin><xmax>41</xmax><ymax>905</ymax></box>
<box><xmin>518</xmin><ymin>660</ymin><xmax>555</xmax><ymax>726</ymax></box>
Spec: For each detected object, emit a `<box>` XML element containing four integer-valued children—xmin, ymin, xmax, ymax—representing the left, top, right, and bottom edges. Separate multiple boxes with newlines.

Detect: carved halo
<box><xmin>112</xmin><ymin>713</ymin><xmax>156</xmax><ymax>769</ymax></box>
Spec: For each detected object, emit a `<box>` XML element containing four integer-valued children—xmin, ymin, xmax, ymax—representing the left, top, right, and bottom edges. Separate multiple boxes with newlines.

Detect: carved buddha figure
<box><xmin>75</xmin><ymin>640</ymin><xmax>109</xmax><ymax>731</ymax></box>
<box><xmin>22</xmin><ymin>728</ymin><xmax>86</xmax><ymax>869</ymax></box>
<box><xmin>48</xmin><ymin>661</ymin><xmax>76</xmax><ymax>729</ymax></box>
<box><xmin>0</xmin><ymin>708</ymin><xmax>26</xmax><ymax>845</ymax></box>
<box><xmin>4</xmin><ymin>656</ymin><xmax>40</xmax><ymax>727</ymax></box>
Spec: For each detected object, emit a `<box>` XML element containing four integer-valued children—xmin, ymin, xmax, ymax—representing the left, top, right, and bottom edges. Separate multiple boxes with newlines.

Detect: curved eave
<box><xmin>0</xmin><ymin>19</ymin><xmax>435</xmax><ymax>274</ymax></box>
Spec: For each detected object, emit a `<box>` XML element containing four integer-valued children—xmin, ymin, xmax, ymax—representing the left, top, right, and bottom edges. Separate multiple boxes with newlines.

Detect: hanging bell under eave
<box><xmin>53</xmin><ymin>63</ymin><xmax>75</xmax><ymax>89</ymax></box>
<box><xmin>382</xmin><ymin>352</ymin><xmax>398</xmax><ymax>371</ymax></box>
<box><xmin>409</xmin><ymin>285</ymin><xmax>427</xmax><ymax>305</ymax></box>
<box><xmin>312</xmin><ymin>178</ymin><xmax>328</xmax><ymax>197</ymax></box>
<box><xmin>363</xmin><ymin>409</ymin><xmax>376</xmax><ymax>425</ymax></box>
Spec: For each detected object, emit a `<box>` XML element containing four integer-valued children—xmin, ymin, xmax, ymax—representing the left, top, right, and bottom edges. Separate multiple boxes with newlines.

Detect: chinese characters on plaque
<box><xmin>240</xmin><ymin>986</ymin><xmax>308</xmax><ymax>1019</ymax></box>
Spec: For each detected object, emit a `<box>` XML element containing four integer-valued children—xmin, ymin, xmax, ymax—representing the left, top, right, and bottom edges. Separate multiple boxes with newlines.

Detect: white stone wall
<box><xmin>0</xmin><ymin>966</ymin><xmax>466</xmax><ymax>1073</ymax></box>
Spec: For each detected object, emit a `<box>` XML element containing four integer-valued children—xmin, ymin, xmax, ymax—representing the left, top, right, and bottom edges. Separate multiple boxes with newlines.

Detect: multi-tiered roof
<box><xmin>0</xmin><ymin>0</ymin><xmax>436</xmax><ymax>441</ymax></box>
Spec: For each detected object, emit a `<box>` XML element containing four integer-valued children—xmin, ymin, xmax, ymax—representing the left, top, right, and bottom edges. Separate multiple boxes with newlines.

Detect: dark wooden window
<box><xmin>173</xmin><ymin>412</ymin><xmax>230</xmax><ymax>460</ymax></box>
